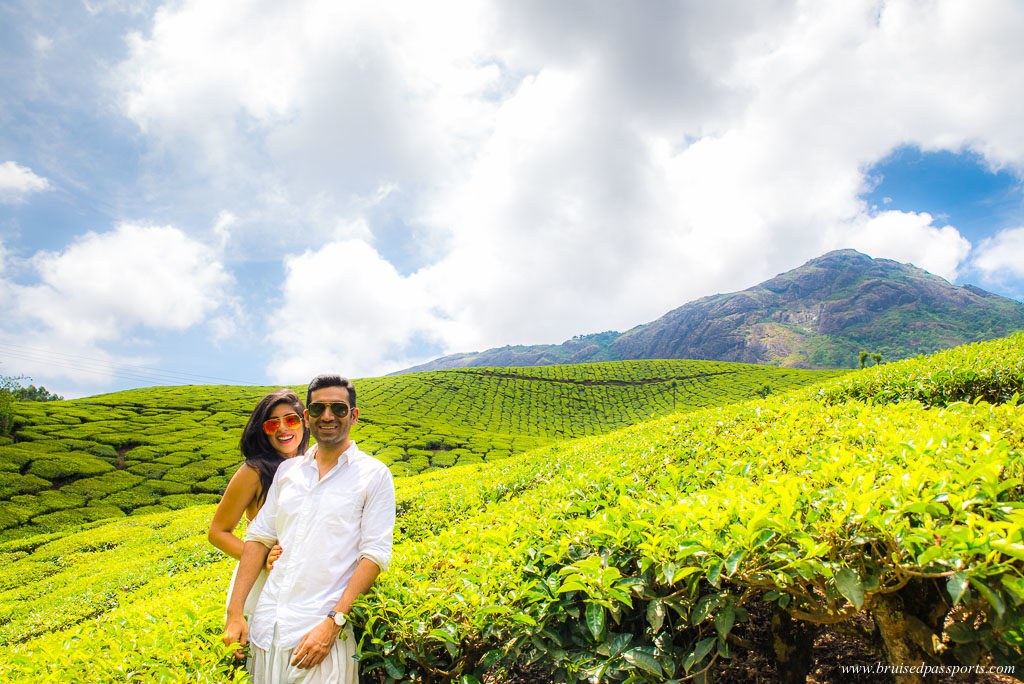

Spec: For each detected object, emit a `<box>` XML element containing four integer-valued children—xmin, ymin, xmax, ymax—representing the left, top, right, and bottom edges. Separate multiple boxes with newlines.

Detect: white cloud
<box><xmin>423</xmin><ymin>0</ymin><xmax>1022</xmax><ymax>345</ymax></box>
<box><xmin>24</xmin><ymin>222</ymin><xmax>229</xmax><ymax>334</ymax></box>
<box><xmin>973</xmin><ymin>226</ymin><xmax>1024</xmax><ymax>283</ymax></box>
<box><xmin>0</xmin><ymin>224</ymin><xmax>232</xmax><ymax>383</ymax></box>
<box><xmin>116</xmin><ymin>0</ymin><xmax>500</xmax><ymax>219</ymax></box>
<box><xmin>0</xmin><ymin>161</ymin><xmax>52</xmax><ymax>203</ymax></box>
<box><xmin>0</xmin><ymin>332</ymin><xmax>152</xmax><ymax>395</ymax></box>
<box><xmin>825</xmin><ymin>211</ymin><xmax>972</xmax><ymax>282</ymax></box>
<box><xmin>208</xmin><ymin>313</ymin><xmax>240</xmax><ymax>344</ymax></box>
<box><xmin>415</xmin><ymin>67</ymin><xmax>714</xmax><ymax>350</ymax></box>
<box><xmin>212</xmin><ymin>210</ymin><xmax>236</xmax><ymax>251</ymax></box>
<box><xmin>114</xmin><ymin>0</ymin><xmax>1024</xmax><ymax>376</ymax></box>
<box><xmin>267</xmin><ymin>238</ymin><xmax>456</xmax><ymax>381</ymax></box>
<box><xmin>83</xmin><ymin>0</ymin><xmax>156</xmax><ymax>17</ymax></box>
<box><xmin>32</xmin><ymin>34</ymin><xmax>53</xmax><ymax>53</ymax></box>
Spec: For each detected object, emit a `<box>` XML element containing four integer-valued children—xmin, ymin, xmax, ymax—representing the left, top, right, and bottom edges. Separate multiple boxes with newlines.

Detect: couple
<box><xmin>208</xmin><ymin>374</ymin><xmax>395</xmax><ymax>683</ymax></box>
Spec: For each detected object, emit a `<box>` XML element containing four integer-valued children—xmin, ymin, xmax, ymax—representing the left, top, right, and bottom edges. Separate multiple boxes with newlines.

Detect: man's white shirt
<box><xmin>245</xmin><ymin>441</ymin><xmax>395</xmax><ymax>649</ymax></box>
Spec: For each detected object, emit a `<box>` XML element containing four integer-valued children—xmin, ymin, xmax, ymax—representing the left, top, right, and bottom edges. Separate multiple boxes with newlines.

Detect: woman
<box><xmin>209</xmin><ymin>388</ymin><xmax>310</xmax><ymax>619</ymax></box>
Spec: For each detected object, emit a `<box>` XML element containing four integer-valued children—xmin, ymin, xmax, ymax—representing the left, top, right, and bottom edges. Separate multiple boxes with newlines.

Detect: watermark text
<box><xmin>840</xmin><ymin>662</ymin><xmax>1015</xmax><ymax>676</ymax></box>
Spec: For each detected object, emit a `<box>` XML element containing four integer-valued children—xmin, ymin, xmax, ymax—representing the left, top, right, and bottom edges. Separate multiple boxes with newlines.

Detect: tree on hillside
<box><xmin>13</xmin><ymin>384</ymin><xmax>64</xmax><ymax>402</ymax></box>
<box><xmin>1</xmin><ymin>373</ymin><xmax>26</xmax><ymax>435</ymax></box>
<box><xmin>859</xmin><ymin>351</ymin><xmax>884</xmax><ymax>369</ymax></box>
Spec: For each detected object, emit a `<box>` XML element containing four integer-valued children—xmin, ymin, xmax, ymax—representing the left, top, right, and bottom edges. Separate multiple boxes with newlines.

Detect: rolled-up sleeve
<box><xmin>358</xmin><ymin>467</ymin><xmax>396</xmax><ymax>572</ymax></box>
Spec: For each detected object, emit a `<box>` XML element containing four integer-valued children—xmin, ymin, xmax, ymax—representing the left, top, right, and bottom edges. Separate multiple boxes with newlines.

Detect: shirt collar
<box><xmin>302</xmin><ymin>441</ymin><xmax>358</xmax><ymax>468</ymax></box>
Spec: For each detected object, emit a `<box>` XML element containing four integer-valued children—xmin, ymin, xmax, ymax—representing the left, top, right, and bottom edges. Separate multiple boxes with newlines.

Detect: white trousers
<box><xmin>226</xmin><ymin>565</ymin><xmax>269</xmax><ymax>673</ymax></box>
<box><xmin>250</xmin><ymin>624</ymin><xmax>358</xmax><ymax>684</ymax></box>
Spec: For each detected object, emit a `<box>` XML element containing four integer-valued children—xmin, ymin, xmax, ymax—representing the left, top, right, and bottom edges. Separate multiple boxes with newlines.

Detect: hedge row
<box><xmin>0</xmin><ymin>360</ymin><xmax>839</xmax><ymax>540</ymax></box>
<box><xmin>0</xmin><ymin>334</ymin><xmax>1021</xmax><ymax>680</ymax></box>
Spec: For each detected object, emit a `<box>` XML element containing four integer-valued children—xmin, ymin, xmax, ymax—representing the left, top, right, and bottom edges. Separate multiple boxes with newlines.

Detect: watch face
<box><xmin>333</xmin><ymin>612</ymin><xmax>346</xmax><ymax>626</ymax></box>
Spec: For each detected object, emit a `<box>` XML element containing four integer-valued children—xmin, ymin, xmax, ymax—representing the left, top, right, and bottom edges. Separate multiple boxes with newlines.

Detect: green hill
<box><xmin>401</xmin><ymin>249</ymin><xmax>1024</xmax><ymax>373</ymax></box>
<box><xmin>0</xmin><ymin>359</ymin><xmax>838</xmax><ymax>542</ymax></box>
<box><xmin>1</xmin><ymin>334</ymin><xmax>1022</xmax><ymax>680</ymax></box>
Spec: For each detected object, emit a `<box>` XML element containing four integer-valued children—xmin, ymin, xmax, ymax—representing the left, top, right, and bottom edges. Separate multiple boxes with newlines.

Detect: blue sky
<box><xmin>2</xmin><ymin>0</ymin><xmax>1024</xmax><ymax>398</ymax></box>
<box><xmin>863</xmin><ymin>146</ymin><xmax>1024</xmax><ymax>255</ymax></box>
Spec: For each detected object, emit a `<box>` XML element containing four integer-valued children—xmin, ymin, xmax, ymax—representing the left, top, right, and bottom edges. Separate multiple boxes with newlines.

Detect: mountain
<box><xmin>398</xmin><ymin>249</ymin><xmax>1024</xmax><ymax>372</ymax></box>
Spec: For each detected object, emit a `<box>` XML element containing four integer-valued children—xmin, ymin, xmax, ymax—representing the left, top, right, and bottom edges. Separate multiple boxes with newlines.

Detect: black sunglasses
<box><xmin>307</xmin><ymin>401</ymin><xmax>350</xmax><ymax>418</ymax></box>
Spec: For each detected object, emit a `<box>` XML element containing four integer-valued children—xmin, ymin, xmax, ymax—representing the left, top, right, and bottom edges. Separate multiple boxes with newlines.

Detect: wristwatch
<box><xmin>327</xmin><ymin>610</ymin><xmax>347</xmax><ymax>627</ymax></box>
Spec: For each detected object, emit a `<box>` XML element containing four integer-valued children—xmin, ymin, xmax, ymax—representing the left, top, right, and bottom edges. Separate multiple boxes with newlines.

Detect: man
<box><xmin>224</xmin><ymin>374</ymin><xmax>395</xmax><ymax>682</ymax></box>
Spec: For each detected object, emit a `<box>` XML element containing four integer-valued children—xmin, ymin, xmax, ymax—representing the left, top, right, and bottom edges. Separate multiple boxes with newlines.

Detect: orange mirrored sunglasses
<box><xmin>263</xmin><ymin>413</ymin><xmax>303</xmax><ymax>434</ymax></box>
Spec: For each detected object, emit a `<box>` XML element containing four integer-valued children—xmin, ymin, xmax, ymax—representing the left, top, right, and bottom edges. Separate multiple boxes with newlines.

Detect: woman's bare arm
<box><xmin>208</xmin><ymin>464</ymin><xmax>261</xmax><ymax>560</ymax></box>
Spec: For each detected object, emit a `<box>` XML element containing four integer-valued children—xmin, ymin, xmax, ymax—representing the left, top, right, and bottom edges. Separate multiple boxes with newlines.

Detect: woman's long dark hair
<box><xmin>239</xmin><ymin>389</ymin><xmax>310</xmax><ymax>509</ymax></box>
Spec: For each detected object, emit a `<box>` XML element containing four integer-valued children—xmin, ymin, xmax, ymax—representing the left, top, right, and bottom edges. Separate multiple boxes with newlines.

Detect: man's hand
<box><xmin>289</xmin><ymin>619</ymin><xmax>341</xmax><ymax>669</ymax></box>
<box><xmin>266</xmin><ymin>544</ymin><xmax>283</xmax><ymax>571</ymax></box>
<box><xmin>223</xmin><ymin>615</ymin><xmax>249</xmax><ymax>660</ymax></box>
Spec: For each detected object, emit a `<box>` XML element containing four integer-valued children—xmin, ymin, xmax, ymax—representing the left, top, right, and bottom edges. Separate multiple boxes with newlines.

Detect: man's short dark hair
<box><xmin>307</xmin><ymin>374</ymin><xmax>356</xmax><ymax>408</ymax></box>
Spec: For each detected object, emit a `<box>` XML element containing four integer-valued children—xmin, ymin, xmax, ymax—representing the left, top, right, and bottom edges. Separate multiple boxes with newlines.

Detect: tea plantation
<box><xmin>0</xmin><ymin>359</ymin><xmax>836</xmax><ymax>542</ymax></box>
<box><xmin>0</xmin><ymin>334</ymin><xmax>1022</xmax><ymax>681</ymax></box>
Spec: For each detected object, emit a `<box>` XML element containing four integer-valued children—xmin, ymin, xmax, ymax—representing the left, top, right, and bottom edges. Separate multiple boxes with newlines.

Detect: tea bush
<box><xmin>132</xmin><ymin>504</ymin><xmax>171</xmax><ymax>516</ymax></box>
<box><xmin>146</xmin><ymin>479</ymin><xmax>191</xmax><ymax>495</ymax></box>
<box><xmin>127</xmin><ymin>461</ymin><xmax>175</xmax><ymax>479</ymax></box>
<box><xmin>0</xmin><ymin>501</ymin><xmax>34</xmax><ymax>529</ymax></box>
<box><xmin>160</xmin><ymin>493</ymin><xmax>221</xmax><ymax>509</ymax></box>
<box><xmin>813</xmin><ymin>331</ymin><xmax>1024</xmax><ymax>406</ymax></box>
<box><xmin>0</xmin><ymin>335</ymin><xmax>1023</xmax><ymax>679</ymax></box>
<box><xmin>0</xmin><ymin>446</ymin><xmax>35</xmax><ymax>468</ymax></box>
<box><xmin>62</xmin><ymin>470</ymin><xmax>144</xmax><ymax>500</ymax></box>
<box><xmin>79</xmin><ymin>503</ymin><xmax>125</xmax><ymax>522</ymax></box>
<box><xmin>31</xmin><ymin>489</ymin><xmax>87</xmax><ymax>512</ymax></box>
<box><xmin>0</xmin><ymin>361</ymin><xmax>838</xmax><ymax>544</ymax></box>
<box><xmin>345</xmin><ymin>336</ymin><xmax>1024</xmax><ymax>682</ymax></box>
<box><xmin>0</xmin><ymin>473</ymin><xmax>49</xmax><ymax>501</ymax></box>
<box><xmin>100</xmin><ymin>486</ymin><xmax>162</xmax><ymax>511</ymax></box>
<box><xmin>5</xmin><ymin>440</ymin><xmax>67</xmax><ymax>452</ymax></box>
<box><xmin>25</xmin><ymin>452</ymin><xmax>115</xmax><ymax>480</ymax></box>
<box><xmin>3</xmin><ymin>496</ymin><xmax>46</xmax><ymax>518</ymax></box>
<box><xmin>31</xmin><ymin>509</ymin><xmax>93</xmax><ymax>533</ymax></box>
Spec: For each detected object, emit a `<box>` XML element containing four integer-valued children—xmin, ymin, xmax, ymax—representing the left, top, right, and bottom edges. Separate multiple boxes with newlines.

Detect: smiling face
<box><xmin>307</xmin><ymin>385</ymin><xmax>358</xmax><ymax>449</ymax></box>
<box><xmin>265</xmin><ymin>402</ymin><xmax>305</xmax><ymax>458</ymax></box>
